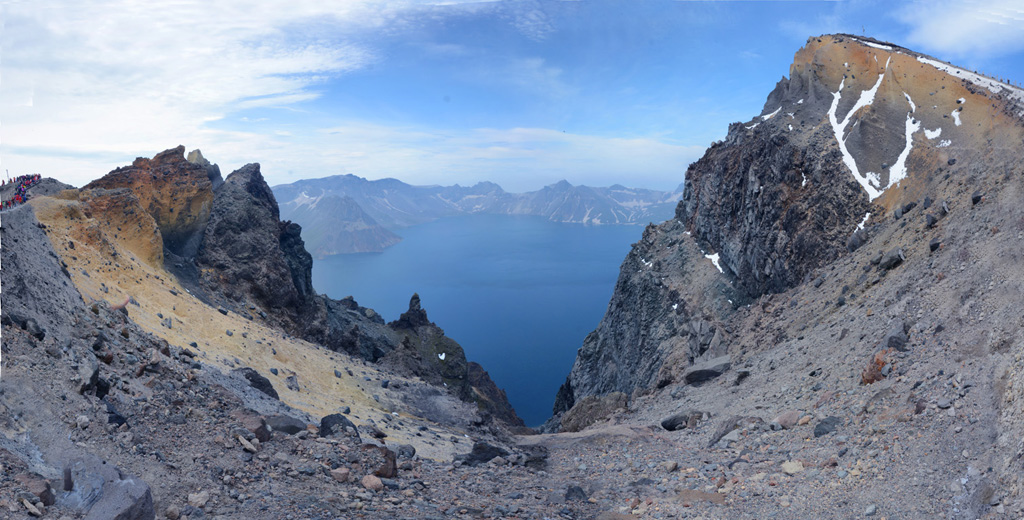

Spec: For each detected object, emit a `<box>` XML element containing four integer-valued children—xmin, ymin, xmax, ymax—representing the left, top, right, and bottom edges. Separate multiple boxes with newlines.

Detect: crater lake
<box><xmin>311</xmin><ymin>213</ymin><xmax>646</xmax><ymax>426</ymax></box>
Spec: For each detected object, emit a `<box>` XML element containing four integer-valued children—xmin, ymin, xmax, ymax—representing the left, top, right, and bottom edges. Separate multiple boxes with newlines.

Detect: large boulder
<box><xmin>559</xmin><ymin>392</ymin><xmax>628</xmax><ymax>433</ymax></box>
<box><xmin>57</xmin><ymin>456</ymin><xmax>155</xmax><ymax>520</ymax></box>
<box><xmin>232</xmin><ymin>368</ymin><xmax>279</xmax><ymax>400</ymax></box>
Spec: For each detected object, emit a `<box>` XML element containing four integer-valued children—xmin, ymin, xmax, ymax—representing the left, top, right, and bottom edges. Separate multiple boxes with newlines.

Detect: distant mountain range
<box><xmin>272</xmin><ymin>175</ymin><xmax>682</xmax><ymax>257</ymax></box>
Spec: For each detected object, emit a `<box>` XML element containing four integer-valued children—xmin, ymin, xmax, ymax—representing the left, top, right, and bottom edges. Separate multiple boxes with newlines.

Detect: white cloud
<box><xmin>898</xmin><ymin>0</ymin><xmax>1024</xmax><ymax>57</ymax></box>
<box><xmin>0</xmin><ymin>1</ymin><xmax>387</xmax><ymax>185</ymax></box>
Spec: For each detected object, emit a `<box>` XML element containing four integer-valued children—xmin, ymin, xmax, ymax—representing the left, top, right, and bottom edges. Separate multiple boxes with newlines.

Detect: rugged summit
<box><xmin>85</xmin><ymin>145</ymin><xmax>217</xmax><ymax>258</ymax></box>
<box><xmin>553</xmin><ymin>34</ymin><xmax>1024</xmax><ymax>516</ymax></box>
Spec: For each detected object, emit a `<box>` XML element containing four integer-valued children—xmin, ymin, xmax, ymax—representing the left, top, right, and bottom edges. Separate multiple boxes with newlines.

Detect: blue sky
<box><xmin>2</xmin><ymin>1</ymin><xmax>1023</xmax><ymax>191</ymax></box>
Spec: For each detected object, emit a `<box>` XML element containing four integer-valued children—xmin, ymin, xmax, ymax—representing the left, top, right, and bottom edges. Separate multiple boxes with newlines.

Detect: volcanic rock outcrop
<box><xmin>74</xmin><ymin>146</ymin><xmax>524</xmax><ymax>429</ymax></box>
<box><xmin>84</xmin><ymin>145</ymin><xmax>217</xmax><ymax>258</ymax></box>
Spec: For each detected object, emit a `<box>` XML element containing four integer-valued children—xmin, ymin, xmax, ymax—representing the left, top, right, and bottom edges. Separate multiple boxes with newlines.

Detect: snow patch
<box><xmin>937</xmin><ymin>139</ymin><xmax>952</xmax><ymax>148</ymax></box>
<box><xmin>958</xmin><ymin>97</ymin><xmax>966</xmax><ymax>104</ymax></box>
<box><xmin>889</xmin><ymin>111</ymin><xmax>921</xmax><ymax>188</ymax></box>
<box><xmin>828</xmin><ymin>73</ymin><xmax>887</xmax><ymax>200</ymax></box>
<box><xmin>438</xmin><ymin>353</ymin><xmax>446</xmax><ymax>361</ymax></box>
<box><xmin>951</xmin><ymin>110</ymin><xmax>962</xmax><ymax>126</ymax></box>
<box><xmin>801</xmin><ymin>172</ymin><xmax>807</xmax><ymax>187</ymax></box>
<box><xmin>857</xmin><ymin>212</ymin><xmax>871</xmax><ymax>230</ymax></box>
<box><xmin>797</xmin><ymin>99</ymin><xmax>804</xmax><ymax>104</ymax></box>
<box><xmin>855</xmin><ymin>38</ymin><xmax>893</xmax><ymax>51</ymax></box>
<box><xmin>761</xmin><ymin>107</ymin><xmax>782</xmax><ymax>121</ymax></box>
<box><xmin>672</xmin><ymin>303</ymin><xmax>678</xmax><ymax>310</ymax></box>
<box><xmin>924</xmin><ymin>127</ymin><xmax>942</xmax><ymax>139</ymax></box>
<box><xmin>704</xmin><ymin>253</ymin><xmax>723</xmax><ymax>274</ymax></box>
<box><xmin>788</xmin><ymin>124</ymin><xmax>793</xmax><ymax>131</ymax></box>
<box><xmin>746</xmin><ymin>122</ymin><xmax>759</xmax><ymax>130</ymax></box>
<box><xmin>904</xmin><ymin>92</ymin><xmax>916</xmax><ymax>112</ymax></box>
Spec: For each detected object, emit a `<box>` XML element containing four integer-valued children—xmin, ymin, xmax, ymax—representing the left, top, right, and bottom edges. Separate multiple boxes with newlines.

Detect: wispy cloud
<box><xmin>897</xmin><ymin>0</ymin><xmax>1024</xmax><ymax>57</ymax></box>
<box><xmin>0</xmin><ymin>1</ymin><xmax>386</xmax><ymax>183</ymax></box>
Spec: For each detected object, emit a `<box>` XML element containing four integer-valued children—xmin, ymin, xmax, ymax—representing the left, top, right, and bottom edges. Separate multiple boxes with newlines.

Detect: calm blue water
<box><xmin>311</xmin><ymin>214</ymin><xmax>642</xmax><ymax>427</ymax></box>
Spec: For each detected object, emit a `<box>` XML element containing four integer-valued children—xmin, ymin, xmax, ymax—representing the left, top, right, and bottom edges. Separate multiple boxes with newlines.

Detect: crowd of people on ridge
<box><xmin>1</xmin><ymin>174</ymin><xmax>41</xmax><ymax>211</ymax></box>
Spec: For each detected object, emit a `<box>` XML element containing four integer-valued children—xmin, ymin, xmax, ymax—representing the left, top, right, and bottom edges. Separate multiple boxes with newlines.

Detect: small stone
<box><xmin>864</xmin><ymin>504</ymin><xmax>877</xmax><ymax>516</ymax></box>
<box><xmin>165</xmin><ymin>505</ymin><xmax>181</xmax><ymax>519</ymax></box>
<box><xmin>565</xmin><ymin>485</ymin><xmax>588</xmax><ymax>502</ymax></box>
<box><xmin>663</xmin><ymin>461</ymin><xmax>679</xmax><ymax>473</ymax></box>
<box><xmin>781</xmin><ymin>461</ymin><xmax>804</xmax><ymax>475</ymax></box>
<box><xmin>797</xmin><ymin>415</ymin><xmax>812</xmax><ymax>426</ymax></box>
<box><xmin>361</xmin><ymin>475</ymin><xmax>384</xmax><ymax>492</ymax></box>
<box><xmin>76</xmin><ymin>415</ymin><xmax>90</xmax><ymax>429</ymax></box>
<box><xmin>937</xmin><ymin>398</ymin><xmax>952</xmax><ymax>409</ymax></box>
<box><xmin>21</xmin><ymin>498</ymin><xmax>42</xmax><ymax>517</ymax></box>
<box><xmin>237</xmin><ymin>435</ymin><xmax>258</xmax><ymax>453</ymax></box>
<box><xmin>225</xmin><ymin>330</ymin><xmax>233</xmax><ymax>337</ymax></box>
<box><xmin>814</xmin><ymin>416</ymin><xmax>842</xmax><ymax>437</ymax></box>
<box><xmin>772</xmin><ymin>410</ymin><xmax>801</xmax><ymax>430</ymax></box>
<box><xmin>330</xmin><ymin>467</ymin><xmax>351</xmax><ymax>483</ymax></box>
<box><xmin>334</xmin><ymin>369</ymin><xmax>343</xmax><ymax>378</ymax></box>
<box><xmin>187</xmin><ymin>490</ymin><xmax>211</xmax><ymax>508</ymax></box>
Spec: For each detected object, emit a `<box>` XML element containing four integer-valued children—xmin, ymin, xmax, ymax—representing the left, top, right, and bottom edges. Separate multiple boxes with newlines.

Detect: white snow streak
<box><xmin>828</xmin><ymin>70</ymin><xmax>888</xmax><ymax>200</ymax></box>
<box><xmin>904</xmin><ymin>92</ymin><xmax>916</xmax><ymax>112</ymax></box>
<box><xmin>889</xmin><ymin>112</ymin><xmax>921</xmax><ymax>188</ymax></box>
<box><xmin>938</xmin><ymin>139</ymin><xmax>952</xmax><ymax>148</ymax></box>
<box><xmin>746</xmin><ymin>123</ymin><xmax>759</xmax><ymax>130</ymax></box>
<box><xmin>951</xmin><ymin>110</ymin><xmax>962</xmax><ymax>126</ymax></box>
<box><xmin>859</xmin><ymin>40</ymin><xmax>893</xmax><ymax>50</ymax></box>
<box><xmin>796</xmin><ymin>99</ymin><xmax>804</xmax><ymax>104</ymax></box>
<box><xmin>438</xmin><ymin>353</ymin><xmax>446</xmax><ymax>361</ymax></box>
<box><xmin>761</xmin><ymin>107</ymin><xmax>781</xmax><ymax>121</ymax></box>
<box><xmin>925</xmin><ymin>127</ymin><xmax>942</xmax><ymax>139</ymax></box>
<box><xmin>801</xmin><ymin>172</ymin><xmax>807</xmax><ymax>187</ymax></box>
<box><xmin>705</xmin><ymin>253</ymin><xmax>723</xmax><ymax>274</ymax></box>
<box><xmin>857</xmin><ymin>212</ymin><xmax>871</xmax><ymax>230</ymax></box>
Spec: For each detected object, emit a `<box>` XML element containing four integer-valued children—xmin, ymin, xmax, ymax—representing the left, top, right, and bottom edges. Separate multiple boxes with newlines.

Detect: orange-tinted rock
<box><xmin>85</xmin><ymin>145</ymin><xmax>216</xmax><ymax>257</ymax></box>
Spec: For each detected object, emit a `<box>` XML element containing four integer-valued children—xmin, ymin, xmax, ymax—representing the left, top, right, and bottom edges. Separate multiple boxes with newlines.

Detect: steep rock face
<box><xmin>197</xmin><ymin>163</ymin><xmax>307</xmax><ymax>311</ymax></box>
<box><xmin>84</xmin><ymin>145</ymin><xmax>217</xmax><ymax>258</ymax></box>
<box><xmin>557</xmin><ymin>33</ymin><xmax>1024</xmax><ymax>415</ymax></box>
<box><xmin>554</xmin><ymin>221</ymin><xmax>746</xmax><ymax>414</ymax></box>
<box><xmin>680</xmin><ymin>122</ymin><xmax>871</xmax><ymax>296</ymax></box>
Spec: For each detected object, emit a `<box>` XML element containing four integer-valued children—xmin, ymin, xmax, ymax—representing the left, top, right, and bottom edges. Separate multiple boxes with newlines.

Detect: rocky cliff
<box><xmin>559</xmin><ymin>33</ymin><xmax>1024</xmax><ymax>410</ymax></box>
<box><xmin>554</xmin><ymin>35</ymin><xmax>1024</xmax><ymax>515</ymax></box>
